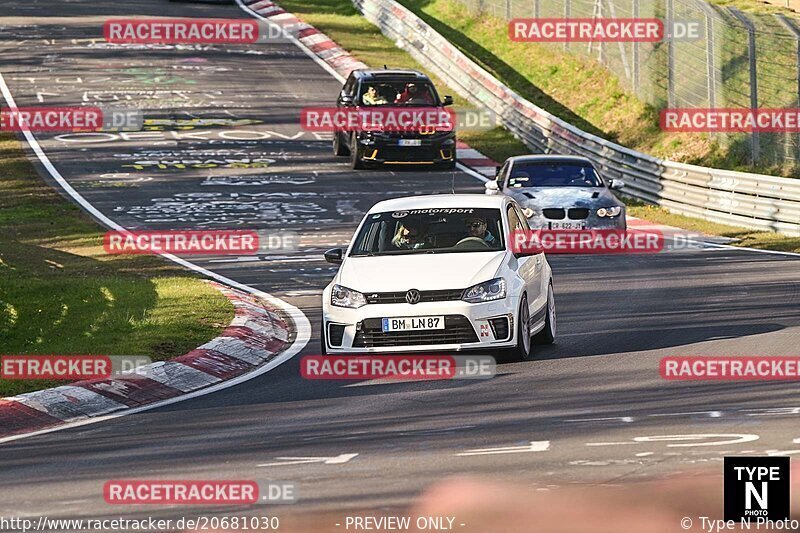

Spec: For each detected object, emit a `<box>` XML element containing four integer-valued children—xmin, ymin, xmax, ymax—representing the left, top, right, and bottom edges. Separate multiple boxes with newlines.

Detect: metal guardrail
<box><xmin>353</xmin><ymin>0</ymin><xmax>800</xmax><ymax>236</ymax></box>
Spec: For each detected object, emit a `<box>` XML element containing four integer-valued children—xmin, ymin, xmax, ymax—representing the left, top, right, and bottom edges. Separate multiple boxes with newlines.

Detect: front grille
<box><xmin>542</xmin><ymin>208</ymin><xmax>566</xmax><ymax>220</ymax></box>
<box><xmin>353</xmin><ymin>315</ymin><xmax>478</xmax><ymax>347</ymax></box>
<box><xmin>568</xmin><ymin>208</ymin><xmax>590</xmax><ymax>220</ymax></box>
<box><xmin>365</xmin><ymin>289</ymin><xmax>464</xmax><ymax>304</ymax></box>
<box><xmin>488</xmin><ymin>317</ymin><xmax>510</xmax><ymax>340</ymax></box>
<box><xmin>328</xmin><ymin>324</ymin><xmax>345</xmax><ymax>347</ymax></box>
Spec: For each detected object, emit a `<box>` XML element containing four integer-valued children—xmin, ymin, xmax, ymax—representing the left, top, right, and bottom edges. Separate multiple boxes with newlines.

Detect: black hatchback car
<box><xmin>333</xmin><ymin>69</ymin><xmax>456</xmax><ymax>169</ymax></box>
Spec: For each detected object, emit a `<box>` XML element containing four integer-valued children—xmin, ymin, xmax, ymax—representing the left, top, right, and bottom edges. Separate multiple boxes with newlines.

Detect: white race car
<box><xmin>321</xmin><ymin>194</ymin><xmax>555</xmax><ymax>360</ymax></box>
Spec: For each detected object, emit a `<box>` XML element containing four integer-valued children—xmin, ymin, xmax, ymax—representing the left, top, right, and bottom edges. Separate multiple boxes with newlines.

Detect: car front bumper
<box><xmin>528</xmin><ymin>211</ymin><xmax>627</xmax><ymax>230</ymax></box>
<box><xmin>356</xmin><ymin>133</ymin><xmax>456</xmax><ymax>165</ymax></box>
<box><xmin>322</xmin><ymin>297</ymin><xmax>519</xmax><ymax>353</ymax></box>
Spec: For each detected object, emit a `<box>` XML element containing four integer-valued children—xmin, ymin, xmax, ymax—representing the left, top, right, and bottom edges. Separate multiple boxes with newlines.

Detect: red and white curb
<box><xmin>456</xmin><ymin>140</ymin><xmax>498</xmax><ymax>177</ymax></box>
<box><xmin>243</xmin><ymin>0</ymin><xmax>368</xmax><ymax>78</ymax></box>
<box><xmin>0</xmin><ymin>282</ymin><xmax>292</xmax><ymax>440</ymax></box>
<box><xmin>238</xmin><ymin>0</ymin><xmax>498</xmax><ymax>178</ymax></box>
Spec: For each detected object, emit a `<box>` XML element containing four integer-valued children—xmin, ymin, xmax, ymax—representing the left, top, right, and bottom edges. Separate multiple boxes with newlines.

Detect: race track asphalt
<box><xmin>1</xmin><ymin>0</ymin><xmax>799</xmax><ymax>527</ymax></box>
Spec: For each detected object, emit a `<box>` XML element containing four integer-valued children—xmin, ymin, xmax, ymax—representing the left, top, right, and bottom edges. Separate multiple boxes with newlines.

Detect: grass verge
<box><xmin>0</xmin><ymin>133</ymin><xmax>234</xmax><ymax>397</ymax></box>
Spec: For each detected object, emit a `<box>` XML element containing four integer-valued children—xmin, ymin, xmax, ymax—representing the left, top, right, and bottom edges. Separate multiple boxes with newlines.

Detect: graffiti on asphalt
<box><xmin>114</xmin><ymin>192</ymin><xmax>335</xmax><ymax>226</ymax></box>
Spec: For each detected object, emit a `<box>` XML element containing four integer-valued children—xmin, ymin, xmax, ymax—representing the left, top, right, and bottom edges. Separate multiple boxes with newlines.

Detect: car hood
<box><xmin>337</xmin><ymin>251</ymin><xmax>507</xmax><ymax>292</ymax></box>
<box><xmin>508</xmin><ymin>186</ymin><xmax>622</xmax><ymax>208</ymax></box>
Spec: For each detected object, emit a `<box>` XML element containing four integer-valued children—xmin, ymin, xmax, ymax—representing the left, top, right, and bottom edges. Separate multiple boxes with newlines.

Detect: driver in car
<box><xmin>395</xmin><ymin>83</ymin><xmax>434</xmax><ymax>105</ymax></box>
<box><xmin>464</xmin><ymin>215</ymin><xmax>497</xmax><ymax>246</ymax></box>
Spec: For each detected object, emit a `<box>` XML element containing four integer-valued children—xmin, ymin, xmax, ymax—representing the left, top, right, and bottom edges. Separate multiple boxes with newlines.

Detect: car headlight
<box><xmin>331</xmin><ymin>284</ymin><xmax>367</xmax><ymax>308</ymax></box>
<box><xmin>597</xmin><ymin>206</ymin><xmax>623</xmax><ymax>217</ymax></box>
<box><xmin>462</xmin><ymin>278</ymin><xmax>507</xmax><ymax>303</ymax></box>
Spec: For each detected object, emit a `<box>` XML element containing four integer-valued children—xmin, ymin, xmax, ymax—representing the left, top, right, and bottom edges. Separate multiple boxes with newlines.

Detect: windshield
<box><xmin>359</xmin><ymin>81</ymin><xmax>438</xmax><ymax>107</ymax></box>
<box><xmin>507</xmin><ymin>162</ymin><xmax>604</xmax><ymax>188</ymax></box>
<box><xmin>350</xmin><ymin>208</ymin><xmax>505</xmax><ymax>256</ymax></box>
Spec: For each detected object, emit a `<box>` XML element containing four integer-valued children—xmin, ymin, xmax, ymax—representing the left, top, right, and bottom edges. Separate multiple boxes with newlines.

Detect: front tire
<box><xmin>510</xmin><ymin>294</ymin><xmax>533</xmax><ymax>361</ymax></box>
<box><xmin>350</xmin><ymin>134</ymin><xmax>365</xmax><ymax>169</ymax></box>
<box><xmin>333</xmin><ymin>130</ymin><xmax>350</xmax><ymax>156</ymax></box>
<box><xmin>532</xmin><ymin>282</ymin><xmax>556</xmax><ymax>345</ymax></box>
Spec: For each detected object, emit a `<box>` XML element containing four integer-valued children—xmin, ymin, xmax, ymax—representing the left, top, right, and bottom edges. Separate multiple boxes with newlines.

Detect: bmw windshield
<box><xmin>508</xmin><ymin>162</ymin><xmax>604</xmax><ymax>188</ymax></box>
<box><xmin>349</xmin><ymin>208</ymin><xmax>505</xmax><ymax>256</ymax></box>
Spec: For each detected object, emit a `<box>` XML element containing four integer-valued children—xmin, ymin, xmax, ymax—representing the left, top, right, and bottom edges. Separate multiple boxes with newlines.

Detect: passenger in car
<box><xmin>392</xmin><ymin>220</ymin><xmax>429</xmax><ymax>249</ymax></box>
<box><xmin>362</xmin><ymin>86</ymin><xmax>388</xmax><ymax>106</ymax></box>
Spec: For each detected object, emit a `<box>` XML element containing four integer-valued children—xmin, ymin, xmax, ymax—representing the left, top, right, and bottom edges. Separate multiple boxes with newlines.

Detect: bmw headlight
<box><xmin>462</xmin><ymin>278</ymin><xmax>507</xmax><ymax>303</ymax></box>
<box><xmin>597</xmin><ymin>206</ymin><xmax>623</xmax><ymax>217</ymax></box>
<box><xmin>331</xmin><ymin>284</ymin><xmax>367</xmax><ymax>308</ymax></box>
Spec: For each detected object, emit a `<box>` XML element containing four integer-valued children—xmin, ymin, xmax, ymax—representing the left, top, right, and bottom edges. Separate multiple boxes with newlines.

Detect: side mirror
<box><xmin>609</xmin><ymin>179</ymin><xmax>625</xmax><ymax>190</ymax></box>
<box><xmin>514</xmin><ymin>247</ymin><xmax>543</xmax><ymax>258</ymax></box>
<box><xmin>442</xmin><ymin>95</ymin><xmax>454</xmax><ymax>106</ymax></box>
<box><xmin>495</xmin><ymin>165</ymin><xmax>502</xmax><ymax>175</ymax></box>
<box><xmin>324</xmin><ymin>248</ymin><xmax>343</xmax><ymax>264</ymax></box>
<box><xmin>510</xmin><ymin>230</ymin><xmax>543</xmax><ymax>256</ymax></box>
<box><xmin>339</xmin><ymin>94</ymin><xmax>354</xmax><ymax>106</ymax></box>
<box><xmin>484</xmin><ymin>181</ymin><xmax>500</xmax><ymax>195</ymax></box>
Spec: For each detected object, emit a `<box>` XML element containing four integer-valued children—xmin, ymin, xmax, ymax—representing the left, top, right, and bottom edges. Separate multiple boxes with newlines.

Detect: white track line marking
<box><xmin>0</xmin><ymin>70</ymin><xmax>311</xmax><ymax>445</ymax></box>
<box><xmin>257</xmin><ymin>453</ymin><xmax>359</xmax><ymax>467</ymax></box>
<box><xmin>457</xmin><ymin>440</ymin><xmax>550</xmax><ymax>456</ymax></box>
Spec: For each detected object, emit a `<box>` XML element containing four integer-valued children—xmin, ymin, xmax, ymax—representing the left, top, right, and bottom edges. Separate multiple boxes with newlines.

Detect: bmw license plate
<box><xmin>398</xmin><ymin>139</ymin><xmax>422</xmax><ymax>147</ymax></box>
<box><xmin>382</xmin><ymin>316</ymin><xmax>445</xmax><ymax>332</ymax></box>
<box><xmin>550</xmin><ymin>221</ymin><xmax>585</xmax><ymax>230</ymax></box>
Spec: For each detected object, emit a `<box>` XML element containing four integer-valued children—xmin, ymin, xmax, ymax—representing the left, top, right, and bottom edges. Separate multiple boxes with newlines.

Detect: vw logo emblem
<box><xmin>405</xmin><ymin>289</ymin><xmax>421</xmax><ymax>304</ymax></box>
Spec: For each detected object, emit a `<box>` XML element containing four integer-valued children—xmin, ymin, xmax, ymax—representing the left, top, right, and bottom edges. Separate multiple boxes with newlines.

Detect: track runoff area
<box><xmin>0</xmin><ymin>1</ymin><xmax>799</xmax><ymax>532</ymax></box>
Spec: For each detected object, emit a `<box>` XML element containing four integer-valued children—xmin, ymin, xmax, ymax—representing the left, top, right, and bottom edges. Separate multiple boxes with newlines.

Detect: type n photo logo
<box><xmin>724</xmin><ymin>457</ymin><xmax>790</xmax><ymax>521</ymax></box>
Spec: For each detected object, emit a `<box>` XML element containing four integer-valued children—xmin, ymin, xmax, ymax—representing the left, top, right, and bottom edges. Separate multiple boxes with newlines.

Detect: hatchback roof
<box><xmin>507</xmin><ymin>154</ymin><xmax>594</xmax><ymax>166</ymax></box>
<box><xmin>368</xmin><ymin>194</ymin><xmax>509</xmax><ymax>213</ymax></box>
